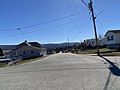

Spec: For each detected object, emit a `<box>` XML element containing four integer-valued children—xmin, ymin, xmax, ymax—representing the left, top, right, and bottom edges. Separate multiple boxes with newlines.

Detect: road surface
<box><xmin>0</xmin><ymin>53</ymin><xmax>120</xmax><ymax>90</ymax></box>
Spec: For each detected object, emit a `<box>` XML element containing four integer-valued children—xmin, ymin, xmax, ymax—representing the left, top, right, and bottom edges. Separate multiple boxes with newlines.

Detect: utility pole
<box><xmin>67</xmin><ymin>38</ymin><xmax>69</xmax><ymax>51</ymax></box>
<box><xmin>88</xmin><ymin>0</ymin><xmax>100</xmax><ymax>56</ymax></box>
<box><xmin>82</xmin><ymin>0</ymin><xmax>100</xmax><ymax>56</ymax></box>
<box><xmin>67</xmin><ymin>38</ymin><xmax>69</xmax><ymax>47</ymax></box>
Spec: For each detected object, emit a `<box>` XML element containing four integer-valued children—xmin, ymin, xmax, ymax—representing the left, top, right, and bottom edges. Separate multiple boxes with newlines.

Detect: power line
<box><xmin>95</xmin><ymin>0</ymin><xmax>112</xmax><ymax>18</ymax></box>
<box><xmin>82</xmin><ymin>0</ymin><xmax>89</xmax><ymax>8</ymax></box>
<box><xmin>20</xmin><ymin>11</ymin><xmax>86</xmax><ymax>29</ymax></box>
<box><xmin>96</xmin><ymin>18</ymin><xmax>106</xmax><ymax>32</ymax></box>
<box><xmin>94</xmin><ymin>0</ymin><xmax>111</xmax><ymax>9</ymax></box>
<box><xmin>71</xmin><ymin>13</ymin><xmax>91</xmax><ymax>41</ymax></box>
<box><xmin>94</xmin><ymin>0</ymin><xmax>105</xmax><ymax>8</ymax></box>
<box><xmin>27</xmin><ymin>18</ymin><xmax>84</xmax><ymax>34</ymax></box>
<box><xmin>0</xmin><ymin>28</ymin><xmax>19</xmax><ymax>31</ymax></box>
<box><xmin>71</xmin><ymin>19</ymin><xmax>91</xmax><ymax>41</ymax></box>
<box><xmin>17</xmin><ymin>28</ymin><xmax>31</xmax><ymax>41</ymax></box>
<box><xmin>0</xmin><ymin>10</ymin><xmax>88</xmax><ymax>31</ymax></box>
<box><xmin>0</xmin><ymin>18</ymin><xmax>83</xmax><ymax>39</ymax></box>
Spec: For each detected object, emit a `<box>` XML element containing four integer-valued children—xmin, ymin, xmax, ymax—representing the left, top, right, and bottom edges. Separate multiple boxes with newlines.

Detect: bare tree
<box><xmin>98</xmin><ymin>34</ymin><xmax>104</xmax><ymax>39</ymax></box>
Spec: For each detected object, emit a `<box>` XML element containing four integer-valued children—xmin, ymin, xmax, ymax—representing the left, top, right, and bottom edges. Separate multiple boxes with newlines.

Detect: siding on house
<box><xmin>85</xmin><ymin>39</ymin><xmax>97</xmax><ymax>47</ymax></box>
<box><xmin>115</xmin><ymin>33</ymin><xmax>120</xmax><ymax>43</ymax></box>
<box><xmin>105</xmin><ymin>32</ymin><xmax>116</xmax><ymax>45</ymax></box>
<box><xmin>105</xmin><ymin>30</ymin><xmax>120</xmax><ymax>49</ymax></box>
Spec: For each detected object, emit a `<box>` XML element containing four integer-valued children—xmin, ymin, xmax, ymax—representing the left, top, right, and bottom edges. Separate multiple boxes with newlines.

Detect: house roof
<box><xmin>16</xmin><ymin>46</ymin><xmax>42</xmax><ymax>51</ymax></box>
<box><xmin>10</xmin><ymin>41</ymin><xmax>45</xmax><ymax>52</ymax></box>
<box><xmin>16</xmin><ymin>41</ymin><xmax>42</xmax><ymax>48</ymax></box>
<box><xmin>11</xmin><ymin>46</ymin><xmax>46</xmax><ymax>52</ymax></box>
<box><xmin>105</xmin><ymin>30</ymin><xmax>120</xmax><ymax>36</ymax></box>
<box><xmin>86</xmin><ymin>38</ymin><xmax>99</xmax><ymax>42</ymax></box>
<box><xmin>29</xmin><ymin>42</ymin><xmax>43</xmax><ymax>48</ymax></box>
<box><xmin>86</xmin><ymin>39</ymin><xmax>96</xmax><ymax>41</ymax></box>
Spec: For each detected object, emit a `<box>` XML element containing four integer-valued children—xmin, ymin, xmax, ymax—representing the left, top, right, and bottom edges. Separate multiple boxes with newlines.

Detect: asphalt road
<box><xmin>0</xmin><ymin>53</ymin><xmax>120</xmax><ymax>90</ymax></box>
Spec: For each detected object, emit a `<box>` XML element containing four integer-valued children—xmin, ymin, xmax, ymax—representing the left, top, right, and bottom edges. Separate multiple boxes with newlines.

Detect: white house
<box><xmin>85</xmin><ymin>38</ymin><xmax>106</xmax><ymax>47</ymax></box>
<box><xmin>105</xmin><ymin>30</ymin><xmax>120</xmax><ymax>49</ymax></box>
<box><xmin>85</xmin><ymin>39</ymin><xmax>97</xmax><ymax>47</ymax></box>
<box><xmin>10</xmin><ymin>41</ymin><xmax>46</xmax><ymax>60</ymax></box>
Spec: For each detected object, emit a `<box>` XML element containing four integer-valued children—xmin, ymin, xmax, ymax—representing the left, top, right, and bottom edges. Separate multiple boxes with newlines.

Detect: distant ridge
<box><xmin>43</xmin><ymin>42</ymin><xmax>80</xmax><ymax>49</ymax></box>
<box><xmin>0</xmin><ymin>45</ymin><xmax>16</xmax><ymax>50</ymax></box>
<box><xmin>0</xmin><ymin>42</ymin><xmax>80</xmax><ymax>50</ymax></box>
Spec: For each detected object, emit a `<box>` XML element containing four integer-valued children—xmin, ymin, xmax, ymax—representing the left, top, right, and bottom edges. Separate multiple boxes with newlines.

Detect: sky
<box><xmin>0</xmin><ymin>0</ymin><xmax>120</xmax><ymax>45</ymax></box>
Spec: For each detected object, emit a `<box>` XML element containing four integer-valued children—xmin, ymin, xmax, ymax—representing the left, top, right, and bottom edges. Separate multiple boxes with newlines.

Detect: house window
<box><xmin>107</xmin><ymin>37</ymin><xmax>110</xmax><ymax>41</ymax></box>
<box><xmin>92</xmin><ymin>41</ymin><xmax>94</xmax><ymax>44</ymax></box>
<box><xmin>107</xmin><ymin>35</ymin><xmax>114</xmax><ymax>41</ymax></box>
<box><xmin>111</xmin><ymin>35</ymin><xmax>114</xmax><ymax>40</ymax></box>
<box><xmin>23</xmin><ymin>51</ymin><xmax>26</xmax><ymax>54</ymax></box>
<box><xmin>31</xmin><ymin>51</ymin><xmax>33</xmax><ymax>54</ymax></box>
<box><xmin>14</xmin><ymin>52</ymin><xmax>16</xmax><ymax>55</ymax></box>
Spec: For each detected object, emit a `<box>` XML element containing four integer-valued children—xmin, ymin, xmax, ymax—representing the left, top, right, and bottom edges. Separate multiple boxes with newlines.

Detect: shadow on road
<box><xmin>103</xmin><ymin>72</ymin><xmax>112</xmax><ymax>90</ymax></box>
<box><xmin>100</xmin><ymin>55</ymin><xmax>120</xmax><ymax>76</ymax></box>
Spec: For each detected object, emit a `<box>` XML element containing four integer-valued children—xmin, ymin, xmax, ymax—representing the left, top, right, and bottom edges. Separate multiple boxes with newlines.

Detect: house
<box><xmin>105</xmin><ymin>30</ymin><xmax>120</xmax><ymax>49</ymax></box>
<box><xmin>85</xmin><ymin>39</ymin><xmax>98</xmax><ymax>47</ymax></box>
<box><xmin>10</xmin><ymin>41</ymin><xmax>46</xmax><ymax>60</ymax></box>
<box><xmin>83</xmin><ymin>38</ymin><xmax>106</xmax><ymax>48</ymax></box>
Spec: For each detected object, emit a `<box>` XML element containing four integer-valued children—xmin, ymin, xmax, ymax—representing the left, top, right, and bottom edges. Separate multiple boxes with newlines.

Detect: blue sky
<box><xmin>0</xmin><ymin>0</ymin><xmax>120</xmax><ymax>45</ymax></box>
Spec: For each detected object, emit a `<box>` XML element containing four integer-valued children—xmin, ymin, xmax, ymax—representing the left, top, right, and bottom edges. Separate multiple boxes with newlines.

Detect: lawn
<box><xmin>0</xmin><ymin>56</ymin><xmax>47</xmax><ymax>68</ymax></box>
<box><xmin>15</xmin><ymin>56</ymin><xmax>46</xmax><ymax>65</ymax></box>
<box><xmin>78</xmin><ymin>48</ymin><xmax>120</xmax><ymax>56</ymax></box>
<box><xmin>0</xmin><ymin>64</ymin><xmax>7</xmax><ymax>68</ymax></box>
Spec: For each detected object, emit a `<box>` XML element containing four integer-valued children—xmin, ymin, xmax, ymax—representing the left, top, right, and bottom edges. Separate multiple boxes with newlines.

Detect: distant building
<box><xmin>85</xmin><ymin>38</ymin><xmax>106</xmax><ymax>47</ymax></box>
<box><xmin>105</xmin><ymin>30</ymin><xmax>120</xmax><ymax>49</ymax></box>
<box><xmin>10</xmin><ymin>41</ymin><xmax>46</xmax><ymax>60</ymax></box>
<box><xmin>85</xmin><ymin>39</ymin><xmax>98</xmax><ymax>47</ymax></box>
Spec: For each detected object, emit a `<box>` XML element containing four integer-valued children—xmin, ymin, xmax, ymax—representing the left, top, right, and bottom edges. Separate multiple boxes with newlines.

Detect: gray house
<box><xmin>105</xmin><ymin>30</ymin><xmax>120</xmax><ymax>49</ymax></box>
<box><xmin>10</xmin><ymin>41</ymin><xmax>46</xmax><ymax>60</ymax></box>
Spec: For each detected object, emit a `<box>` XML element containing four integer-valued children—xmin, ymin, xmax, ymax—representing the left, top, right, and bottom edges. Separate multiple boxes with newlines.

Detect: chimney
<box><xmin>25</xmin><ymin>40</ymin><xmax>27</xmax><ymax>42</ymax></box>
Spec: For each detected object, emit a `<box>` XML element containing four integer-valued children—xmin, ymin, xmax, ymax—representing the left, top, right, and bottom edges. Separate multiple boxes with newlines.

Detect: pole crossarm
<box><xmin>81</xmin><ymin>0</ymin><xmax>89</xmax><ymax>8</ymax></box>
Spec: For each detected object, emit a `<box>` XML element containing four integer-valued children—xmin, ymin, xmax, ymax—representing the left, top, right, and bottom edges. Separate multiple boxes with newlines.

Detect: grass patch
<box><xmin>78</xmin><ymin>49</ymin><xmax>97</xmax><ymax>54</ymax></box>
<box><xmin>15</xmin><ymin>56</ymin><xmax>47</xmax><ymax>65</ymax></box>
<box><xmin>78</xmin><ymin>48</ymin><xmax>120</xmax><ymax>56</ymax></box>
<box><xmin>0</xmin><ymin>56</ymin><xmax>47</xmax><ymax>68</ymax></box>
<box><xmin>0</xmin><ymin>64</ymin><xmax>7</xmax><ymax>68</ymax></box>
<box><xmin>100</xmin><ymin>51</ymin><xmax>120</xmax><ymax>56</ymax></box>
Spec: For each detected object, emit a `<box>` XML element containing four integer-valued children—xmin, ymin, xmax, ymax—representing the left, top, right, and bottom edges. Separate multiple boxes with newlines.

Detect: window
<box><xmin>92</xmin><ymin>41</ymin><xmax>94</xmax><ymax>44</ymax></box>
<box><xmin>31</xmin><ymin>51</ymin><xmax>33</xmax><ymax>54</ymax></box>
<box><xmin>111</xmin><ymin>35</ymin><xmax>114</xmax><ymax>40</ymax></box>
<box><xmin>23</xmin><ymin>51</ymin><xmax>26</xmax><ymax>54</ymax></box>
<box><xmin>107</xmin><ymin>37</ymin><xmax>110</xmax><ymax>41</ymax></box>
<box><xmin>107</xmin><ymin>35</ymin><xmax>114</xmax><ymax>41</ymax></box>
<box><xmin>14</xmin><ymin>52</ymin><xmax>16</xmax><ymax>55</ymax></box>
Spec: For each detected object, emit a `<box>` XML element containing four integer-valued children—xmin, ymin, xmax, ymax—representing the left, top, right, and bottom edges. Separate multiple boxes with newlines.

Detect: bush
<box><xmin>0</xmin><ymin>48</ymin><xmax>4</xmax><ymax>56</ymax></box>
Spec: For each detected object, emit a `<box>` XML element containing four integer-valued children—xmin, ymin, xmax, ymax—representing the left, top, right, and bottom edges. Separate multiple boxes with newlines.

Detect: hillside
<box><xmin>0</xmin><ymin>45</ymin><xmax>16</xmax><ymax>50</ymax></box>
<box><xmin>0</xmin><ymin>42</ymin><xmax>80</xmax><ymax>50</ymax></box>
